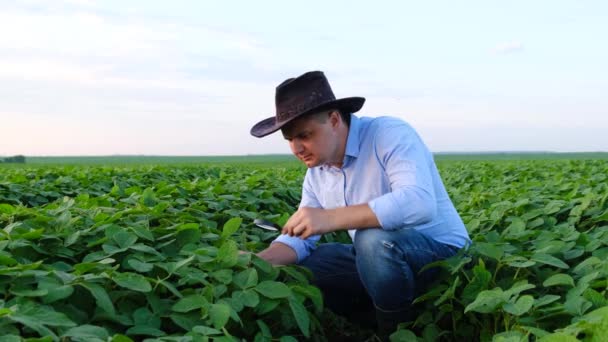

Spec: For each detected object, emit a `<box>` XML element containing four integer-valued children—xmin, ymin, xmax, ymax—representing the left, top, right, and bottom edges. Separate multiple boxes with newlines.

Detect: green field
<box><xmin>1</xmin><ymin>156</ymin><xmax>607</xmax><ymax>341</ymax></box>
<box><xmin>2</xmin><ymin>152</ymin><xmax>608</xmax><ymax>166</ymax></box>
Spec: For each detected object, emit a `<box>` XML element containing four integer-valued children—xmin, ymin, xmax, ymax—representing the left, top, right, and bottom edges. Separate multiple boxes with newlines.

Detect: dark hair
<box><xmin>338</xmin><ymin>110</ymin><xmax>351</xmax><ymax>127</ymax></box>
<box><xmin>298</xmin><ymin>109</ymin><xmax>351</xmax><ymax>128</ymax></box>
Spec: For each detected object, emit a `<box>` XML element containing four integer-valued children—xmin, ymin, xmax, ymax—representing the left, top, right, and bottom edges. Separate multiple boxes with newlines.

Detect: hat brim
<box><xmin>250</xmin><ymin>97</ymin><xmax>365</xmax><ymax>138</ymax></box>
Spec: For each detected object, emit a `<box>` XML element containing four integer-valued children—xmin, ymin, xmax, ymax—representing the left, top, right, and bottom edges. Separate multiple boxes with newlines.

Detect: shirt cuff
<box><xmin>272</xmin><ymin>234</ymin><xmax>318</xmax><ymax>263</ymax></box>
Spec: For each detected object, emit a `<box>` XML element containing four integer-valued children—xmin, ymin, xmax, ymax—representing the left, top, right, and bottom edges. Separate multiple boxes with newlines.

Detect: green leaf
<box><xmin>0</xmin><ymin>252</ymin><xmax>17</xmax><ymax>266</ymax></box>
<box><xmin>125</xmin><ymin>325</ymin><xmax>165</xmax><ymax>337</ymax></box>
<box><xmin>221</xmin><ymin>217</ymin><xmax>242</xmax><ymax>239</ymax></box>
<box><xmin>465</xmin><ymin>288</ymin><xmax>507</xmax><ymax>314</ymax></box>
<box><xmin>538</xmin><ymin>333</ymin><xmax>579</xmax><ymax>342</ymax></box>
<box><xmin>279</xmin><ymin>337</ymin><xmax>298</xmax><ymax>342</ymax></box>
<box><xmin>251</xmin><ymin>255</ymin><xmax>273</xmax><ymax>274</ymax></box>
<box><xmin>172</xmin><ymin>295</ymin><xmax>208</xmax><ymax>313</ymax></box>
<box><xmin>133</xmin><ymin>307</ymin><xmax>161</xmax><ymax>328</ymax></box>
<box><xmin>10</xmin><ymin>288</ymin><xmax>48</xmax><ymax>297</ymax></box>
<box><xmin>169</xmin><ymin>313</ymin><xmax>204</xmax><ymax>331</ymax></box>
<box><xmin>543</xmin><ymin>274</ymin><xmax>575</xmax><ymax>287</ymax></box>
<box><xmin>233</xmin><ymin>268</ymin><xmax>258</xmax><ymax>289</ymax></box>
<box><xmin>129</xmin><ymin>244</ymin><xmax>163</xmax><ymax>257</ymax></box>
<box><xmin>211</xmin><ymin>269</ymin><xmax>234</xmax><ymax>284</ymax></box>
<box><xmin>176</xmin><ymin>225</ymin><xmax>201</xmax><ymax>249</ymax></box>
<box><xmin>531</xmin><ymin>253</ymin><xmax>570</xmax><ymax>269</ymax></box>
<box><xmin>390</xmin><ymin>329</ymin><xmax>418</xmax><ymax>342</ymax></box>
<box><xmin>110</xmin><ymin>334</ymin><xmax>134</xmax><ymax>342</ymax></box>
<box><xmin>534</xmin><ymin>295</ymin><xmax>561</xmax><ymax>308</ymax></box>
<box><xmin>233</xmin><ymin>289</ymin><xmax>260</xmax><ymax>308</ymax></box>
<box><xmin>0</xmin><ymin>335</ymin><xmax>21</xmax><ymax>342</ymax></box>
<box><xmin>8</xmin><ymin>301</ymin><xmax>76</xmax><ymax>337</ymax></box>
<box><xmin>288</xmin><ymin>296</ymin><xmax>310</xmax><ymax>337</ymax></box>
<box><xmin>39</xmin><ymin>278</ymin><xmax>74</xmax><ymax>303</ymax></box>
<box><xmin>140</xmin><ymin>188</ymin><xmax>157</xmax><ymax>207</ymax></box>
<box><xmin>255</xmin><ymin>298</ymin><xmax>280</xmax><ymax>315</ymax></box>
<box><xmin>112</xmin><ymin>231</ymin><xmax>138</xmax><ymax>249</ymax></box>
<box><xmin>583</xmin><ymin>288</ymin><xmax>608</xmax><ymax>308</ymax></box>
<box><xmin>564</xmin><ymin>295</ymin><xmax>592</xmax><ymax>316</ymax></box>
<box><xmin>504</xmin><ymin>280</ymin><xmax>535</xmax><ymax>298</ymax></box>
<box><xmin>256</xmin><ymin>319</ymin><xmax>272</xmax><ymax>338</ymax></box>
<box><xmin>503</xmin><ymin>217</ymin><xmax>526</xmax><ymax>238</ymax></box>
<box><xmin>292</xmin><ymin>285</ymin><xmax>323</xmax><ymax>314</ymax></box>
<box><xmin>157</xmin><ymin>279</ymin><xmax>183</xmax><ymax>298</ymax></box>
<box><xmin>255</xmin><ymin>281</ymin><xmax>292</xmax><ymax>299</ymax></box>
<box><xmin>80</xmin><ymin>282</ymin><xmax>116</xmax><ymax>316</ymax></box>
<box><xmin>217</xmin><ymin>240</ymin><xmax>238</xmax><ymax>267</ymax></box>
<box><xmin>127</xmin><ymin>259</ymin><xmax>154</xmax><ymax>273</ymax></box>
<box><xmin>192</xmin><ymin>325</ymin><xmax>222</xmax><ymax>336</ymax></box>
<box><xmin>113</xmin><ymin>272</ymin><xmax>152</xmax><ymax>292</ymax></box>
<box><xmin>462</xmin><ymin>261</ymin><xmax>492</xmax><ymax>302</ymax></box>
<box><xmin>503</xmin><ymin>295</ymin><xmax>535</xmax><ymax>316</ymax></box>
<box><xmin>475</xmin><ymin>242</ymin><xmax>504</xmax><ymax>261</ymax></box>
<box><xmin>0</xmin><ymin>203</ymin><xmax>15</xmax><ymax>214</ymax></box>
<box><xmin>209</xmin><ymin>303</ymin><xmax>231</xmax><ymax>329</ymax></box>
<box><xmin>61</xmin><ymin>325</ymin><xmax>109</xmax><ymax>341</ymax></box>
<box><xmin>132</xmin><ymin>226</ymin><xmax>155</xmax><ymax>241</ymax></box>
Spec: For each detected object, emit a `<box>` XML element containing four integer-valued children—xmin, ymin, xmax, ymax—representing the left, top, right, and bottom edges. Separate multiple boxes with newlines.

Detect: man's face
<box><xmin>281</xmin><ymin>111</ymin><xmax>339</xmax><ymax>168</ymax></box>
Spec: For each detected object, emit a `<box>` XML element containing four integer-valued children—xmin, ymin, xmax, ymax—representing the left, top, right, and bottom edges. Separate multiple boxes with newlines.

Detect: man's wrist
<box><xmin>325</xmin><ymin>208</ymin><xmax>345</xmax><ymax>233</ymax></box>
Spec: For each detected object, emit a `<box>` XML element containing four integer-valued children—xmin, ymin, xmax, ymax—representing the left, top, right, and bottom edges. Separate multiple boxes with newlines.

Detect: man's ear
<box><xmin>329</xmin><ymin>110</ymin><xmax>341</xmax><ymax>128</ymax></box>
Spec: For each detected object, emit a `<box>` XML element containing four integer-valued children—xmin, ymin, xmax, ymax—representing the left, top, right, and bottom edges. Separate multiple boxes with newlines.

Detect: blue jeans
<box><xmin>299</xmin><ymin>228</ymin><xmax>459</xmax><ymax>331</ymax></box>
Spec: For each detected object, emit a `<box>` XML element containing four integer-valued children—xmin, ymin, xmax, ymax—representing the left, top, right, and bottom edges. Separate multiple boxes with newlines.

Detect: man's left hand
<box><xmin>282</xmin><ymin>207</ymin><xmax>334</xmax><ymax>239</ymax></box>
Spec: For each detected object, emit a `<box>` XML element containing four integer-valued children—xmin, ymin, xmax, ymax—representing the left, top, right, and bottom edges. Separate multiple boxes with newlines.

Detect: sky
<box><xmin>1</xmin><ymin>0</ymin><xmax>607</xmax><ymax>156</ymax></box>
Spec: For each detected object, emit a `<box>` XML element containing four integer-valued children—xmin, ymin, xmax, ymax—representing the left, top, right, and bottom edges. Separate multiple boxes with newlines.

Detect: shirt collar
<box><xmin>344</xmin><ymin>114</ymin><xmax>361</xmax><ymax>159</ymax></box>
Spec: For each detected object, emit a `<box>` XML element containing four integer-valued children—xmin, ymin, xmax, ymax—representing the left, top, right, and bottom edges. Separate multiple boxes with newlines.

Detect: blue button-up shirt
<box><xmin>274</xmin><ymin>114</ymin><xmax>471</xmax><ymax>262</ymax></box>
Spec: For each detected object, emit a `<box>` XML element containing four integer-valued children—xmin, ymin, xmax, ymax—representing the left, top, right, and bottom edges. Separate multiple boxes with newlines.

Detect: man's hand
<box><xmin>282</xmin><ymin>207</ymin><xmax>335</xmax><ymax>239</ymax></box>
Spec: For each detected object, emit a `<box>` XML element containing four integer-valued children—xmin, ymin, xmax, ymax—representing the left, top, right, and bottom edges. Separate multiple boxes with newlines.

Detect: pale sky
<box><xmin>1</xmin><ymin>0</ymin><xmax>607</xmax><ymax>156</ymax></box>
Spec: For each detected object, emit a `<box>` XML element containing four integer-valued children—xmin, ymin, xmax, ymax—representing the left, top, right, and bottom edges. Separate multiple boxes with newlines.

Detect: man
<box><xmin>250</xmin><ymin>71</ymin><xmax>470</xmax><ymax>337</ymax></box>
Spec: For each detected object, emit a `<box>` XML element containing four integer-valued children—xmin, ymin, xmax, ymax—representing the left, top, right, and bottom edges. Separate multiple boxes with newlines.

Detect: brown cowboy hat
<box><xmin>250</xmin><ymin>71</ymin><xmax>365</xmax><ymax>138</ymax></box>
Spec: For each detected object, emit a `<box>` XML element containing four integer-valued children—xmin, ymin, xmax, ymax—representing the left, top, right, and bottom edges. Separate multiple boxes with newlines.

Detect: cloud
<box><xmin>491</xmin><ymin>41</ymin><xmax>524</xmax><ymax>55</ymax></box>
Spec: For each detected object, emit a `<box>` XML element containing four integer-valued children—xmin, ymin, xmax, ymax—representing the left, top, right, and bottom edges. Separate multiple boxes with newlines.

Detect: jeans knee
<box><xmin>354</xmin><ymin>229</ymin><xmax>396</xmax><ymax>260</ymax></box>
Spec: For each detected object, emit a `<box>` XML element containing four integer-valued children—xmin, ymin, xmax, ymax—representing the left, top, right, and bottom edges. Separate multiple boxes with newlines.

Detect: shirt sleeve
<box><xmin>368</xmin><ymin>123</ymin><xmax>437</xmax><ymax>230</ymax></box>
<box><xmin>271</xmin><ymin>169</ymin><xmax>322</xmax><ymax>263</ymax></box>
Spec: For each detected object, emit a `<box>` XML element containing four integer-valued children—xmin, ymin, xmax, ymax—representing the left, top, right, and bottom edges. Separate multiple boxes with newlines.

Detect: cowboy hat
<box><xmin>250</xmin><ymin>71</ymin><xmax>365</xmax><ymax>138</ymax></box>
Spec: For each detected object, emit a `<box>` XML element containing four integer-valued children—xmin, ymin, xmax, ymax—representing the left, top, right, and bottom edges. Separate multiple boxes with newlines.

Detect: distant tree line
<box><xmin>1</xmin><ymin>155</ymin><xmax>26</xmax><ymax>163</ymax></box>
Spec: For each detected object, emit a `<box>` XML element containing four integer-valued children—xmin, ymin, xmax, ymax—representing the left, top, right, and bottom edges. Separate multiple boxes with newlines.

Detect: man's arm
<box><xmin>283</xmin><ymin>204</ymin><xmax>380</xmax><ymax>239</ymax></box>
<box><xmin>256</xmin><ymin>242</ymin><xmax>298</xmax><ymax>265</ymax></box>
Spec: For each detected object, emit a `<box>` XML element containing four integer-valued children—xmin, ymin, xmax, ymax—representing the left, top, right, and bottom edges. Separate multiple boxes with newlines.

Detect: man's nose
<box><xmin>290</xmin><ymin>140</ymin><xmax>304</xmax><ymax>154</ymax></box>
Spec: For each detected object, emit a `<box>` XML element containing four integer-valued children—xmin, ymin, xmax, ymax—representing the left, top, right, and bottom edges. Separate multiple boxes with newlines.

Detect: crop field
<box><xmin>1</xmin><ymin>157</ymin><xmax>607</xmax><ymax>341</ymax></box>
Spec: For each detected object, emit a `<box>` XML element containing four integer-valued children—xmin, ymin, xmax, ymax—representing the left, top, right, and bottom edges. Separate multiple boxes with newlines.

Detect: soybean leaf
<box><xmin>531</xmin><ymin>253</ymin><xmax>570</xmax><ymax>269</ymax></box>
<box><xmin>113</xmin><ymin>231</ymin><xmax>138</xmax><ymax>249</ymax></box>
<box><xmin>125</xmin><ymin>325</ymin><xmax>165</xmax><ymax>337</ymax></box>
<box><xmin>292</xmin><ymin>285</ymin><xmax>323</xmax><ymax>314</ymax></box>
<box><xmin>288</xmin><ymin>296</ymin><xmax>310</xmax><ymax>338</ymax></box>
<box><xmin>255</xmin><ymin>281</ymin><xmax>291</xmax><ymax>299</ymax></box>
<box><xmin>543</xmin><ymin>274</ymin><xmax>575</xmax><ymax>288</ymax></box>
<box><xmin>80</xmin><ymin>282</ymin><xmax>116</xmax><ymax>316</ymax></box>
<box><xmin>209</xmin><ymin>303</ymin><xmax>231</xmax><ymax>329</ymax></box>
<box><xmin>192</xmin><ymin>325</ymin><xmax>222</xmax><ymax>336</ymax></box>
<box><xmin>61</xmin><ymin>325</ymin><xmax>109</xmax><ymax>341</ymax></box>
<box><xmin>8</xmin><ymin>301</ymin><xmax>76</xmax><ymax>337</ymax></box>
<box><xmin>503</xmin><ymin>295</ymin><xmax>535</xmax><ymax>316</ymax></box>
<box><xmin>465</xmin><ymin>288</ymin><xmax>507</xmax><ymax>314</ymax></box>
<box><xmin>127</xmin><ymin>259</ymin><xmax>154</xmax><ymax>273</ymax></box>
<box><xmin>113</xmin><ymin>272</ymin><xmax>152</xmax><ymax>292</ymax></box>
<box><xmin>221</xmin><ymin>217</ymin><xmax>242</xmax><ymax>239</ymax></box>
<box><xmin>172</xmin><ymin>295</ymin><xmax>208</xmax><ymax>313</ymax></box>
<box><xmin>233</xmin><ymin>268</ymin><xmax>258</xmax><ymax>289</ymax></box>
